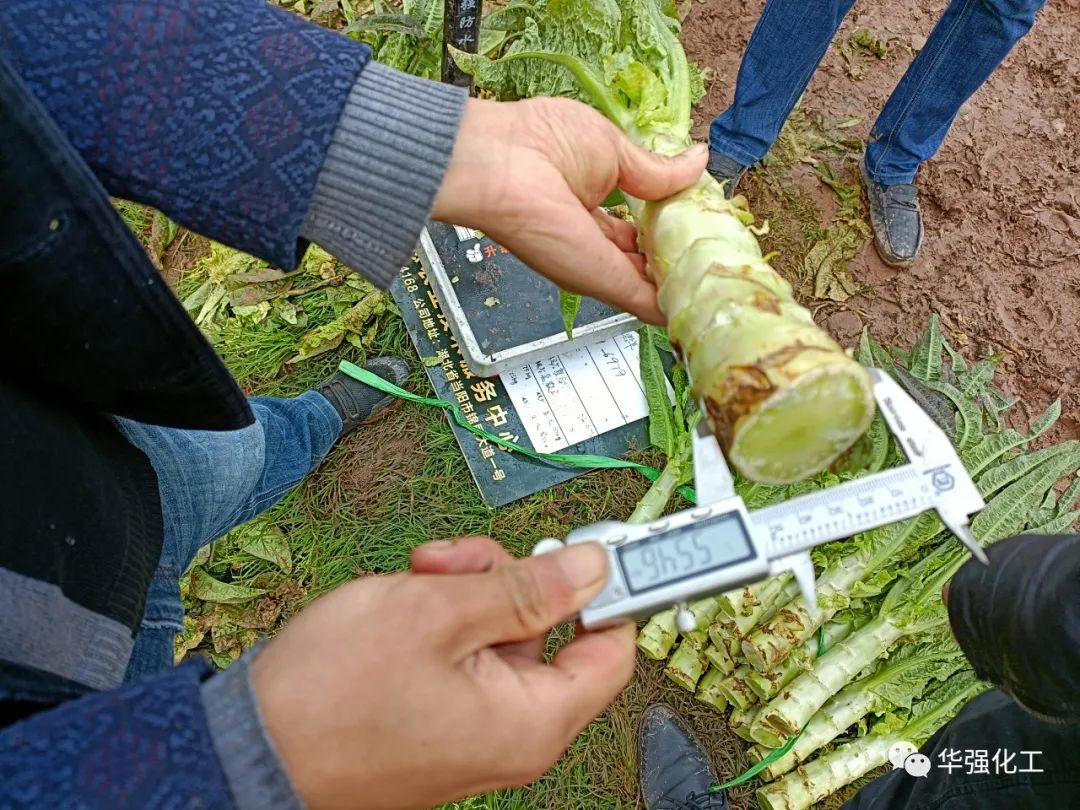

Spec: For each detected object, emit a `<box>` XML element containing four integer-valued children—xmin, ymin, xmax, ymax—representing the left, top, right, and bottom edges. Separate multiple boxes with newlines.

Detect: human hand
<box><xmin>251</xmin><ymin>536</ymin><xmax>635</xmax><ymax>810</ymax></box>
<box><xmin>431</xmin><ymin>97</ymin><xmax>707</xmax><ymax>324</ymax></box>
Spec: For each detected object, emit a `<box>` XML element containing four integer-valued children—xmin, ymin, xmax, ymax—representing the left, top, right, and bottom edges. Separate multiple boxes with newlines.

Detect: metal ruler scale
<box><xmin>753</xmin><ymin>465</ymin><xmax>934</xmax><ymax>559</ymax></box>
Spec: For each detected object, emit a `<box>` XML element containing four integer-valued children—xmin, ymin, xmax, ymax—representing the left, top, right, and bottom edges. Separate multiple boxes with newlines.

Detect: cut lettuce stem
<box><xmin>665</xmin><ymin>629</ymin><xmax>709</xmax><ymax>691</ymax></box>
<box><xmin>695</xmin><ymin>667</ymin><xmax>730</xmax><ymax>712</ymax></box>
<box><xmin>744</xmin><ymin>614</ymin><xmax>864</xmax><ymax>704</ymax></box>
<box><xmin>755</xmin><ymin>674</ymin><xmax>989</xmax><ymax>810</ymax></box>
<box><xmin>750</xmin><ymin>637</ymin><xmax>965</xmax><ymax>780</ymax></box>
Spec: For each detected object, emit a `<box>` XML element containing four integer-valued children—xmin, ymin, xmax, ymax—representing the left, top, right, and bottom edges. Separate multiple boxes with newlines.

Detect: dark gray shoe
<box><xmin>860</xmin><ymin>159</ymin><xmax>923</xmax><ymax>266</ymax></box>
<box><xmin>639</xmin><ymin>704</ymin><xmax>730</xmax><ymax>810</ymax></box>
<box><xmin>316</xmin><ymin>356</ymin><xmax>409</xmax><ymax>436</ymax></box>
<box><xmin>706</xmin><ymin>151</ymin><xmax>748</xmax><ymax>199</ymax></box>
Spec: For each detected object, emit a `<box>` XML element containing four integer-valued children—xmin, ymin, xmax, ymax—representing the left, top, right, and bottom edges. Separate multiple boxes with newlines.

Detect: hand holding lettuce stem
<box><xmin>431</xmin><ymin>96</ymin><xmax>708</xmax><ymax>326</ymax></box>
<box><xmin>250</xmin><ymin>536</ymin><xmax>634</xmax><ymax>810</ymax></box>
<box><xmin>453</xmin><ymin>1</ymin><xmax>875</xmax><ymax>483</ymax></box>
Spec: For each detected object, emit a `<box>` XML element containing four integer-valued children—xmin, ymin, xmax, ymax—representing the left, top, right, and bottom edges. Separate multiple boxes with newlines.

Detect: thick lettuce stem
<box><xmin>756</xmin><ymin>735</ymin><xmax>893</xmax><ymax>810</ymax></box>
<box><xmin>717</xmin><ymin>575</ymin><xmax>790</xmax><ymax>621</ymax></box>
<box><xmin>695</xmin><ymin>667</ymin><xmax>730</xmax><ymax>711</ymax></box>
<box><xmin>665</xmin><ymin>630</ymin><xmax>709</xmax><ymax>691</ymax></box>
<box><xmin>752</xmin><ymin>617</ymin><xmax>903</xmax><ymax>742</ymax></box>
<box><xmin>742</xmin><ymin>514</ymin><xmax>942</xmax><ymax>672</ymax></box>
<box><xmin>756</xmin><ymin>677</ymin><xmax>989</xmax><ymax>810</ymax></box>
<box><xmin>707</xmin><ymin>617</ymin><xmax>745</xmax><ymax>654</ymax></box>
<box><xmin>757</xmin><ymin>686</ymin><xmax>879</xmax><ymax>780</ymax></box>
<box><xmin>744</xmin><ymin>616</ymin><xmax>861</xmax><ymax>702</ymax></box>
<box><xmin>704</xmin><ymin>643</ymin><xmax>736</xmax><ymax>675</ymax></box>
<box><xmin>755</xmin><ymin>640</ymin><xmax>964</xmax><ymax>780</ymax></box>
<box><xmin>732</xmin><ymin>576</ymin><xmax>800</xmax><ymax>639</ymax></box>
<box><xmin>628</xmin><ymin>452</ymin><xmax>685</xmax><ymax>524</ymax></box>
<box><xmin>636</xmin><ymin>176</ymin><xmax>874</xmax><ymax>484</ymax></box>
<box><xmin>728</xmin><ymin>704</ymin><xmax>760</xmax><ymax>742</ymax></box>
<box><xmin>637</xmin><ymin>607</ymin><xmax>678</xmax><ymax>660</ymax></box>
<box><xmin>717</xmin><ymin>664</ymin><xmax>759</xmax><ymax>711</ymax></box>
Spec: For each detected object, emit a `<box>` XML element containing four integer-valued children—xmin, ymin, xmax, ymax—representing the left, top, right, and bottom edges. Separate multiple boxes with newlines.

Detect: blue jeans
<box><xmin>709</xmin><ymin>0</ymin><xmax>1045</xmax><ymax>184</ymax></box>
<box><xmin>113</xmin><ymin>392</ymin><xmax>343</xmax><ymax>682</ymax></box>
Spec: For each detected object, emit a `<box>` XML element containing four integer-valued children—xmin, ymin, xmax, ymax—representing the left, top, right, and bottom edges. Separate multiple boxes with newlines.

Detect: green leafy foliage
<box><xmin>234</xmin><ymin>519</ymin><xmax>294</xmax><ymax>575</ymax></box>
<box><xmin>559</xmin><ymin>289</ymin><xmax>581</xmax><ymax>339</ymax></box>
<box><xmin>188</xmin><ymin>568</ymin><xmax>268</xmax><ymax>604</ymax></box>
<box><xmin>902</xmin><ymin>670</ymin><xmax>989</xmax><ymax>745</ymax></box>
<box><xmin>345</xmin><ymin>0</ymin><xmax>446</xmax><ymax>79</ymax></box>
<box><xmin>863</xmin><ymin>632</ymin><xmax>966</xmax><ymax>712</ymax></box>
<box><xmin>804</xmin><ymin>163</ymin><xmax>870</xmax><ymax>303</ymax></box>
<box><xmin>175</xmin><ymin>243</ymin><xmax>396</xmax><ymax>383</ymax></box>
<box><xmin>451</xmin><ymin>0</ymin><xmax>704</xmax><ymax>147</ymax></box>
<box><xmin>639</xmin><ymin>327</ymin><xmax>678</xmax><ymax>458</ymax></box>
<box><xmin>908</xmin><ymin>313</ymin><xmax>943</xmax><ymax>382</ymax></box>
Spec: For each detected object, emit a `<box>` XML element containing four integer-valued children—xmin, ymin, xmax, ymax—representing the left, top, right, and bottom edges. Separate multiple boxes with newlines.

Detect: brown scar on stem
<box><xmin>706</xmin><ymin>365</ymin><xmax>775</xmax><ymax>446</ymax></box>
<box><xmin>751</xmin><ymin>291</ymin><xmax>782</xmax><ymax>315</ymax></box>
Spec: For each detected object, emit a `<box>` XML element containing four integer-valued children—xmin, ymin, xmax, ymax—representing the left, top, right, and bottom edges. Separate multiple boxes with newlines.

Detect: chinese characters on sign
<box><xmin>405</xmin><ymin>263</ymin><xmax>512</xmax><ymax>485</ymax></box>
<box><xmin>441</xmin><ymin>0</ymin><xmax>484</xmax><ymax>86</ymax></box>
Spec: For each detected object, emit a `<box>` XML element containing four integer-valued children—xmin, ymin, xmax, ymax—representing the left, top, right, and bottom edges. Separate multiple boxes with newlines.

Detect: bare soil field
<box><xmin>683</xmin><ymin>0</ymin><xmax>1080</xmax><ymax>442</ymax></box>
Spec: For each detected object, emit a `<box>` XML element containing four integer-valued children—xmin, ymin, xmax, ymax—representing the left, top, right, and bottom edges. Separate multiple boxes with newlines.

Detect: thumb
<box><xmin>411</xmin><ymin>536</ymin><xmax>511</xmax><ymax>575</ymax></box>
<box><xmin>440</xmin><ymin>543</ymin><xmax>610</xmax><ymax>655</ymax></box>
<box><xmin>615</xmin><ymin>138</ymin><xmax>708</xmax><ymax>201</ymax></box>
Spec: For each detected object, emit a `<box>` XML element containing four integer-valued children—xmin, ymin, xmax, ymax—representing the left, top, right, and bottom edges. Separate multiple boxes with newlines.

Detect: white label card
<box><xmin>500</xmin><ymin>332</ymin><xmax>672</xmax><ymax>454</ymax></box>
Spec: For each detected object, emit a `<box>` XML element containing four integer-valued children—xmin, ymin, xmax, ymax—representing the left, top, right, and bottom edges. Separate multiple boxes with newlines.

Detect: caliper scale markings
<box><xmin>754</xmin><ymin>466</ymin><xmax>933</xmax><ymax>558</ymax></box>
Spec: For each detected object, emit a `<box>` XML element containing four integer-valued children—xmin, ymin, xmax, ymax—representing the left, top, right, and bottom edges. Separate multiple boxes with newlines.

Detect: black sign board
<box><xmin>442</xmin><ymin>0</ymin><xmax>483</xmax><ymax>88</ymax></box>
<box><xmin>390</xmin><ymin>261</ymin><xmax>651</xmax><ymax>507</ymax></box>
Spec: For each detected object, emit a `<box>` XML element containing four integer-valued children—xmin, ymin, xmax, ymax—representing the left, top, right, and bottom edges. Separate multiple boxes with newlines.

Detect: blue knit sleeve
<box><xmin>0</xmin><ymin>0</ymin><xmax>370</xmax><ymax>270</ymax></box>
<box><xmin>0</xmin><ymin>660</ymin><xmax>241</xmax><ymax>809</ymax></box>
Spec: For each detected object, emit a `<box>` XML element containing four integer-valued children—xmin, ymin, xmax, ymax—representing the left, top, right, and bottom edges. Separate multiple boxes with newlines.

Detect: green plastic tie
<box><xmin>709</xmin><ymin>624</ymin><xmax>828</xmax><ymax>792</ymax></box>
<box><xmin>337</xmin><ymin>360</ymin><xmax>697</xmax><ymax>503</ymax></box>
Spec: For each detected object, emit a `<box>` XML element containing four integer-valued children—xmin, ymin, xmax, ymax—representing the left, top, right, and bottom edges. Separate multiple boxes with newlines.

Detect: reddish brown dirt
<box><xmin>682</xmin><ymin>0</ymin><xmax>1080</xmax><ymax>441</ymax></box>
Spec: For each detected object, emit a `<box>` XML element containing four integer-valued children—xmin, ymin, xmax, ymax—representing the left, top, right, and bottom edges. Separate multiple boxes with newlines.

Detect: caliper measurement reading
<box><xmin>617</xmin><ymin>512</ymin><xmax>754</xmax><ymax>595</ymax></box>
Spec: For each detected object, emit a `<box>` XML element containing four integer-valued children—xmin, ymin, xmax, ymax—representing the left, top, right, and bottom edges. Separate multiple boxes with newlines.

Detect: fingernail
<box><xmin>421</xmin><ymin>539</ymin><xmax>455</xmax><ymax>552</ymax></box>
<box><xmin>686</xmin><ymin>143</ymin><xmax>708</xmax><ymax>160</ymax></box>
<box><xmin>556</xmin><ymin>543</ymin><xmax>608</xmax><ymax>589</ymax></box>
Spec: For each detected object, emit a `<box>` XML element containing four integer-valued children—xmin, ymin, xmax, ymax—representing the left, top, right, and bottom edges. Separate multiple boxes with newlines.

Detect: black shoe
<box><xmin>638</xmin><ymin>704</ymin><xmax>730</xmax><ymax>810</ymax></box>
<box><xmin>860</xmin><ymin>159</ymin><xmax>923</xmax><ymax>266</ymax></box>
<box><xmin>706</xmin><ymin>152</ymin><xmax>748</xmax><ymax>199</ymax></box>
<box><xmin>316</xmin><ymin>356</ymin><xmax>409</xmax><ymax>436</ymax></box>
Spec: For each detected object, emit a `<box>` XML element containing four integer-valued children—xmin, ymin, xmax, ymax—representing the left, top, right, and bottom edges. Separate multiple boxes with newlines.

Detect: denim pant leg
<box><xmin>866</xmin><ymin>0</ymin><xmax>1046</xmax><ymax>185</ymax></box>
<box><xmin>113</xmin><ymin>392</ymin><xmax>343</xmax><ymax>682</ymax></box>
<box><xmin>709</xmin><ymin>0</ymin><xmax>857</xmax><ymax>166</ymax></box>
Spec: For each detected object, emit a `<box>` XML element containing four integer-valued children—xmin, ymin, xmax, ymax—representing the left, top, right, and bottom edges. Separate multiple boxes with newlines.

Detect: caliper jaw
<box><xmin>768</xmin><ymin>552</ymin><xmax>820</xmax><ymax>620</ymax></box>
<box><xmin>869</xmin><ymin>369</ymin><xmax>989</xmax><ymax>565</ymax></box>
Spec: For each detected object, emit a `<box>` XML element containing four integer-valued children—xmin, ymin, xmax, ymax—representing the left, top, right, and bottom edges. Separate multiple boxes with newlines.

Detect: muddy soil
<box><xmin>682</xmin><ymin>0</ymin><xmax>1080</xmax><ymax>441</ymax></box>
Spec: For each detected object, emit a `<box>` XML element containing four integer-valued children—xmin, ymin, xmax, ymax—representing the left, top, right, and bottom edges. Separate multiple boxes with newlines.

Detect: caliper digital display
<box><xmin>616</xmin><ymin>511</ymin><xmax>755</xmax><ymax>595</ymax></box>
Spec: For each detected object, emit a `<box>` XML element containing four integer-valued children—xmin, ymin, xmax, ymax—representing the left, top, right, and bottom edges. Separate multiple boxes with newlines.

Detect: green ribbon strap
<box><xmin>338</xmin><ymin>360</ymin><xmax>696</xmax><ymax>503</ymax></box>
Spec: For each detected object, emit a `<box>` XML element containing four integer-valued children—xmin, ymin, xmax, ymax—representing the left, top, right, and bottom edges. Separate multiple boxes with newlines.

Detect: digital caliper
<box><xmin>533</xmin><ymin>368</ymin><xmax>987</xmax><ymax>632</ymax></box>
